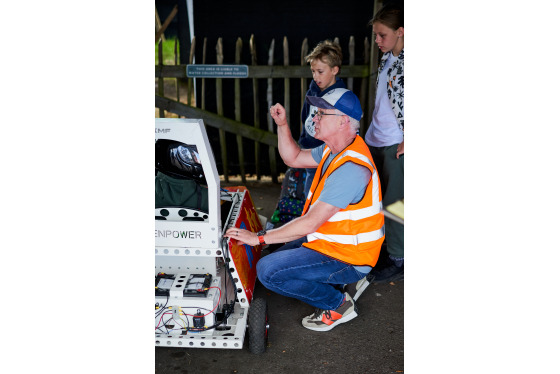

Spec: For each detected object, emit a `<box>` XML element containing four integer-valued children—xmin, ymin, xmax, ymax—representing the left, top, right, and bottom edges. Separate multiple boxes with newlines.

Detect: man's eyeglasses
<box><xmin>312</xmin><ymin>110</ymin><xmax>344</xmax><ymax>121</ymax></box>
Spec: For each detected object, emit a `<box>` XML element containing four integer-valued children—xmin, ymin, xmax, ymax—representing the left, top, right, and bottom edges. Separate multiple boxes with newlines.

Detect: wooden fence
<box><xmin>155</xmin><ymin>34</ymin><xmax>378</xmax><ymax>184</ymax></box>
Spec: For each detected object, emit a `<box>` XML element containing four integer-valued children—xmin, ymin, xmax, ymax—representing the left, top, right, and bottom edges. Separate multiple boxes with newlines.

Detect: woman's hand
<box><xmin>224</xmin><ymin>227</ymin><xmax>258</xmax><ymax>246</ymax></box>
<box><xmin>396</xmin><ymin>140</ymin><xmax>404</xmax><ymax>159</ymax></box>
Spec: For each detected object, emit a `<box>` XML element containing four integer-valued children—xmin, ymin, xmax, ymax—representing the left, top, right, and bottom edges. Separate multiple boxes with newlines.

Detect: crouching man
<box><xmin>225</xmin><ymin>88</ymin><xmax>384</xmax><ymax>331</ymax></box>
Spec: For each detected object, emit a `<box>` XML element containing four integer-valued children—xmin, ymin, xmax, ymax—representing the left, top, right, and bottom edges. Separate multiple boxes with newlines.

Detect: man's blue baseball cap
<box><xmin>306</xmin><ymin>88</ymin><xmax>363</xmax><ymax>122</ymax></box>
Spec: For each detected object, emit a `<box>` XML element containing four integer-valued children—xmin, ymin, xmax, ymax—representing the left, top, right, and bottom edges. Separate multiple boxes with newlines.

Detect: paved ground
<box><xmin>155</xmin><ymin>178</ymin><xmax>404</xmax><ymax>374</ymax></box>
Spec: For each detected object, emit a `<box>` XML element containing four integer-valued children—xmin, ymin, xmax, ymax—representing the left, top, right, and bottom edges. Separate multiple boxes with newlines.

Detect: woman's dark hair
<box><xmin>369</xmin><ymin>4</ymin><xmax>404</xmax><ymax>30</ymax></box>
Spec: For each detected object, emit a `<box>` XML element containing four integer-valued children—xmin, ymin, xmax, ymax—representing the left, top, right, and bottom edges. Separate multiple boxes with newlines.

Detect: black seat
<box><xmin>155</xmin><ymin>140</ymin><xmax>209</xmax><ymax>215</ymax></box>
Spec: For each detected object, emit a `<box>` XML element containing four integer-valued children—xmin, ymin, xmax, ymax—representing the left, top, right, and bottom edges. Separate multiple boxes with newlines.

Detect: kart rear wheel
<box><xmin>248</xmin><ymin>298</ymin><xmax>268</xmax><ymax>354</ymax></box>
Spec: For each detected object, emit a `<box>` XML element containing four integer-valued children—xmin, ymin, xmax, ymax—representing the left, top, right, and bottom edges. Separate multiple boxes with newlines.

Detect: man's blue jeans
<box><xmin>257</xmin><ymin>244</ymin><xmax>366</xmax><ymax>311</ymax></box>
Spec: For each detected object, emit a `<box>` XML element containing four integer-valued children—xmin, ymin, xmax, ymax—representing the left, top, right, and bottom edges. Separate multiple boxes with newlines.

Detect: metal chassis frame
<box><xmin>155</xmin><ymin>118</ymin><xmax>255</xmax><ymax>350</ymax></box>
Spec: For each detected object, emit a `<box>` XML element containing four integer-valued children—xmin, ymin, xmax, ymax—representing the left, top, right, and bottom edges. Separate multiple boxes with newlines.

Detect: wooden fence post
<box><xmin>187</xmin><ymin>37</ymin><xmax>196</xmax><ymax>107</ymax></box>
<box><xmin>216</xmin><ymin>38</ymin><xmax>229</xmax><ymax>182</ymax></box>
<box><xmin>348</xmin><ymin>36</ymin><xmax>355</xmax><ymax>92</ymax></box>
<box><xmin>250</xmin><ymin>35</ymin><xmax>261</xmax><ymax>180</ymax></box>
<box><xmin>201</xmin><ymin>37</ymin><xmax>207</xmax><ymax>110</ymax></box>
<box><xmin>283</xmin><ymin>37</ymin><xmax>290</xmax><ymax>127</ymax></box>
<box><xmin>300</xmin><ymin>38</ymin><xmax>309</xmax><ymax>134</ymax></box>
<box><xmin>175</xmin><ymin>38</ymin><xmax>180</xmax><ymax>111</ymax></box>
<box><xmin>235</xmin><ymin>37</ymin><xmax>246</xmax><ymax>183</ymax></box>
<box><xmin>360</xmin><ymin>37</ymin><xmax>370</xmax><ymax>135</ymax></box>
<box><xmin>155</xmin><ymin>6</ymin><xmax>165</xmax><ymax>43</ymax></box>
<box><xmin>155</xmin><ymin>4</ymin><xmax>178</xmax><ymax>43</ymax></box>
<box><xmin>158</xmin><ymin>39</ymin><xmax>165</xmax><ymax>118</ymax></box>
<box><xmin>267</xmin><ymin>39</ymin><xmax>278</xmax><ymax>184</ymax></box>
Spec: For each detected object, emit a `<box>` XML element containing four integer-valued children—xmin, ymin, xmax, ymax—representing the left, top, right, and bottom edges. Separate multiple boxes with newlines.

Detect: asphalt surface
<box><xmin>155</xmin><ymin>179</ymin><xmax>404</xmax><ymax>374</ymax></box>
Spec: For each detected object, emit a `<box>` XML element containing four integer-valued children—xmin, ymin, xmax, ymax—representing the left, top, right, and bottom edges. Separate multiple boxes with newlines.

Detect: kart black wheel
<box><xmin>248</xmin><ymin>298</ymin><xmax>268</xmax><ymax>354</ymax></box>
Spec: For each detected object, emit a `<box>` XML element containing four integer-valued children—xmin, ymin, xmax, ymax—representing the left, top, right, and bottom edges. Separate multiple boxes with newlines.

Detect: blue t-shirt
<box><xmin>311</xmin><ymin>145</ymin><xmax>371</xmax><ymax>208</ymax></box>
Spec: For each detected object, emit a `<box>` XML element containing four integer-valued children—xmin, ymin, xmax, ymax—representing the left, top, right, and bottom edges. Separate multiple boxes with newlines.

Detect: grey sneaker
<box><xmin>301</xmin><ymin>292</ymin><xmax>358</xmax><ymax>332</ymax></box>
<box><xmin>345</xmin><ymin>258</ymin><xmax>405</xmax><ymax>300</ymax></box>
<box><xmin>344</xmin><ymin>274</ymin><xmax>373</xmax><ymax>301</ymax></box>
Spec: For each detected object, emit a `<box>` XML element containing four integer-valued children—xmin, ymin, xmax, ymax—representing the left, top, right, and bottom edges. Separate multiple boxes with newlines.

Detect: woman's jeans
<box><xmin>257</xmin><ymin>242</ymin><xmax>366</xmax><ymax>311</ymax></box>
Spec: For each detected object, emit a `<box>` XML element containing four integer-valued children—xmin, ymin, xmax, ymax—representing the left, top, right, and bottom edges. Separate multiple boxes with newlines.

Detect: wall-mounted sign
<box><xmin>186</xmin><ymin>64</ymin><xmax>249</xmax><ymax>78</ymax></box>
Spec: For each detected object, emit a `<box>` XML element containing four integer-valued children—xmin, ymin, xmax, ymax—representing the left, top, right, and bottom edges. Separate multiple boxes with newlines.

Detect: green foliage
<box><xmin>155</xmin><ymin>38</ymin><xmax>179</xmax><ymax>65</ymax></box>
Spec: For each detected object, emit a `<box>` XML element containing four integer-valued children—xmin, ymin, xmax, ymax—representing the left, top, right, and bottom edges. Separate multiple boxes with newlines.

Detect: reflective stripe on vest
<box><xmin>333</xmin><ymin>149</ymin><xmax>373</xmax><ymax>169</ymax></box>
<box><xmin>308</xmin><ymin>226</ymin><xmax>385</xmax><ymax>246</ymax></box>
<box><xmin>327</xmin><ymin>200</ymin><xmax>383</xmax><ymax>222</ymax></box>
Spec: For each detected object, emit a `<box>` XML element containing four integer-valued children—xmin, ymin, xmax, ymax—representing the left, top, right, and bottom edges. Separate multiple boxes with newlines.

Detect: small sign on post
<box><xmin>187</xmin><ymin>64</ymin><xmax>249</xmax><ymax>78</ymax></box>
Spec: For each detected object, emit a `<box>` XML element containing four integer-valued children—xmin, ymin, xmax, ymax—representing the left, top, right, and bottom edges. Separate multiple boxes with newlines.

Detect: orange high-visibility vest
<box><xmin>302</xmin><ymin>136</ymin><xmax>385</xmax><ymax>267</ymax></box>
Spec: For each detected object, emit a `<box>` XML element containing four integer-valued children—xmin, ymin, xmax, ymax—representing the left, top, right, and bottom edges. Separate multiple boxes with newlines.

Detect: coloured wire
<box><xmin>155</xmin><ymin>311</ymin><xmax>190</xmax><ymax>333</ymax></box>
<box><xmin>180</xmin><ymin>307</ymin><xmax>216</xmax><ymax>332</ymax></box>
<box><xmin>155</xmin><ymin>294</ymin><xmax>169</xmax><ymax>318</ymax></box>
<box><xmin>181</xmin><ymin>286</ymin><xmax>222</xmax><ymax>317</ymax></box>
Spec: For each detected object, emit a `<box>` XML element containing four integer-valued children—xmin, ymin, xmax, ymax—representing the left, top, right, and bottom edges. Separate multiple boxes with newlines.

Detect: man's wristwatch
<box><xmin>257</xmin><ymin>229</ymin><xmax>267</xmax><ymax>245</ymax></box>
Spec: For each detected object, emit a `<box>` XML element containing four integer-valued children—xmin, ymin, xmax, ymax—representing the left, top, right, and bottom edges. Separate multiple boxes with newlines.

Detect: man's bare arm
<box><xmin>225</xmin><ymin>200</ymin><xmax>340</xmax><ymax>246</ymax></box>
<box><xmin>270</xmin><ymin>103</ymin><xmax>319</xmax><ymax>169</ymax></box>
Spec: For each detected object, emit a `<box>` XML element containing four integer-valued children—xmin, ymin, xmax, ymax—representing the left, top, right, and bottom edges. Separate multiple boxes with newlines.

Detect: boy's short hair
<box><xmin>305</xmin><ymin>40</ymin><xmax>343</xmax><ymax>69</ymax></box>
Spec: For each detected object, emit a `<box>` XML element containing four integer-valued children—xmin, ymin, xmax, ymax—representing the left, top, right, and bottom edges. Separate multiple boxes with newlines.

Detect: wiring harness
<box><xmin>154</xmin><ymin>242</ymin><xmax>238</xmax><ymax>334</ymax></box>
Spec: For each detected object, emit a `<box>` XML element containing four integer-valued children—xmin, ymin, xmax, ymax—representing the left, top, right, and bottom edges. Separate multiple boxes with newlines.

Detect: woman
<box><xmin>359</xmin><ymin>4</ymin><xmax>405</xmax><ymax>292</ymax></box>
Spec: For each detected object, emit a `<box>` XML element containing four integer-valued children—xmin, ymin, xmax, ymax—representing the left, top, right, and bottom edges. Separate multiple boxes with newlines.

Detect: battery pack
<box><xmin>184</xmin><ymin>274</ymin><xmax>213</xmax><ymax>297</ymax></box>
